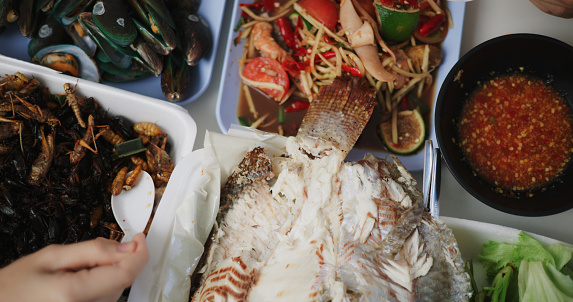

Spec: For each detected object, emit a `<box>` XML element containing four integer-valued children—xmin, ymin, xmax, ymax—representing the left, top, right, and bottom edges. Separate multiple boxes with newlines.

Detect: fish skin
<box><xmin>191</xmin><ymin>77</ymin><xmax>471</xmax><ymax>301</ymax></box>
<box><xmin>297</xmin><ymin>76</ymin><xmax>376</xmax><ymax>158</ymax></box>
<box><xmin>219</xmin><ymin>146</ymin><xmax>274</xmax><ymax>211</ymax></box>
<box><xmin>191</xmin><ymin>147</ymin><xmax>288</xmax><ymax>300</ymax></box>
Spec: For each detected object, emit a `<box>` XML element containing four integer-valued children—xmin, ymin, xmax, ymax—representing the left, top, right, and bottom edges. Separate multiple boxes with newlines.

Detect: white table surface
<box><xmin>183</xmin><ymin>0</ymin><xmax>573</xmax><ymax>244</ymax></box>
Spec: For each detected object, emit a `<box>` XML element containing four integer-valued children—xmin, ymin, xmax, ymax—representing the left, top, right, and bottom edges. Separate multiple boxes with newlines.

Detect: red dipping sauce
<box><xmin>458</xmin><ymin>74</ymin><xmax>573</xmax><ymax>193</ymax></box>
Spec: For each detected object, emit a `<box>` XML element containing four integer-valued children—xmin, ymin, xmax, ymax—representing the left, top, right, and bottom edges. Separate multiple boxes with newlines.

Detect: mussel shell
<box><xmin>164</xmin><ymin>0</ymin><xmax>200</xmax><ymax>14</ymax></box>
<box><xmin>28</xmin><ymin>16</ymin><xmax>73</xmax><ymax>57</ymax></box>
<box><xmin>0</xmin><ymin>0</ymin><xmax>15</xmax><ymax>28</ymax></box>
<box><xmin>78</xmin><ymin>12</ymin><xmax>135</xmax><ymax>70</ymax></box>
<box><xmin>174</xmin><ymin>11</ymin><xmax>211</xmax><ymax>66</ymax></box>
<box><xmin>39</xmin><ymin>52</ymin><xmax>80</xmax><ymax>77</ymax></box>
<box><xmin>133</xmin><ymin>17</ymin><xmax>175</xmax><ymax>56</ymax></box>
<box><xmin>35</xmin><ymin>0</ymin><xmax>56</xmax><ymax>13</ymax></box>
<box><xmin>99</xmin><ymin>60</ymin><xmax>150</xmax><ymax>79</ymax></box>
<box><xmin>92</xmin><ymin>0</ymin><xmax>136</xmax><ymax>47</ymax></box>
<box><xmin>18</xmin><ymin>0</ymin><xmax>42</xmax><ymax>38</ymax></box>
<box><xmin>33</xmin><ymin>44</ymin><xmax>100</xmax><ymax>82</ymax></box>
<box><xmin>51</xmin><ymin>0</ymin><xmax>95</xmax><ymax>25</ymax></box>
<box><xmin>95</xmin><ymin>49</ymin><xmax>110</xmax><ymax>63</ymax></box>
<box><xmin>131</xmin><ymin>37</ymin><xmax>163</xmax><ymax>76</ymax></box>
<box><xmin>161</xmin><ymin>51</ymin><xmax>190</xmax><ymax>102</ymax></box>
<box><xmin>134</xmin><ymin>0</ymin><xmax>176</xmax><ymax>29</ymax></box>
<box><xmin>128</xmin><ymin>0</ymin><xmax>177</xmax><ymax>55</ymax></box>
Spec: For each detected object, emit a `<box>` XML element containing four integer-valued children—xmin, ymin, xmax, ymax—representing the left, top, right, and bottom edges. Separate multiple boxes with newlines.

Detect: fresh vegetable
<box><xmin>414</xmin><ymin>14</ymin><xmax>448</xmax><ymax>44</ymax></box>
<box><xmin>418</xmin><ymin>13</ymin><xmax>445</xmax><ymax>37</ymax></box>
<box><xmin>473</xmin><ymin>231</ymin><xmax>573</xmax><ymax>302</ymax></box>
<box><xmin>378</xmin><ymin>109</ymin><xmax>425</xmax><ymax>154</ymax></box>
<box><xmin>276</xmin><ymin>17</ymin><xmax>297</xmax><ymax>51</ymax></box>
<box><xmin>243</xmin><ymin>57</ymin><xmax>290</xmax><ymax>101</ymax></box>
<box><xmin>298</xmin><ymin>0</ymin><xmax>339</xmax><ymax>31</ymax></box>
<box><xmin>289</xmin><ymin>12</ymin><xmax>312</xmax><ymax>30</ymax></box>
<box><xmin>238</xmin><ymin>116</ymin><xmax>253</xmax><ymax>126</ymax></box>
<box><xmin>113</xmin><ymin>138</ymin><xmax>146</xmax><ymax>159</ymax></box>
<box><xmin>375</xmin><ymin>1</ymin><xmax>420</xmax><ymax>42</ymax></box>
<box><xmin>342</xmin><ymin>64</ymin><xmax>363</xmax><ymax>77</ymax></box>
<box><xmin>341</xmin><ymin>0</ymin><xmax>395</xmax><ymax>82</ymax></box>
<box><xmin>285</xmin><ymin>99</ymin><xmax>310</xmax><ymax>112</ymax></box>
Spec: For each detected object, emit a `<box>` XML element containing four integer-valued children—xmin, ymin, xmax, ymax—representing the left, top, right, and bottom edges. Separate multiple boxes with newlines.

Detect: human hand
<box><xmin>530</xmin><ymin>0</ymin><xmax>573</xmax><ymax>18</ymax></box>
<box><xmin>0</xmin><ymin>233</ymin><xmax>149</xmax><ymax>302</ymax></box>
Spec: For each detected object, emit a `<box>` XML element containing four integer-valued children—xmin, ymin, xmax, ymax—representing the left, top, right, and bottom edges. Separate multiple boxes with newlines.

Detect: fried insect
<box><xmin>124</xmin><ymin>164</ymin><xmax>142</xmax><ymax>190</ymax></box>
<box><xmin>99</xmin><ymin>127</ymin><xmax>125</xmax><ymax>145</ymax></box>
<box><xmin>134</xmin><ymin>122</ymin><xmax>162</xmax><ymax>136</ymax></box>
<box><xmin>130</xmin><ymin>155</ymin><xmax>148</xmax><ymax>171</ymax></box>
<box><xmin>1</xmin><ymin>103</ymin><xmax>60</xmax><ymax>126</ymax></box>
<box><xmin>0</xmin><ymin>74</ymin><xmax>174</xmax><ymax>267</ymax></box>
<box><xmin>90</xmin><ymin>204</ymin><xmax>103</xmax><ymax>229</ymax></box>
<box><xmin>103</xmin><ymin>222</ymin><xmax>124</xmax><ymax>241</ymax></box>
<box><xmin>0</xmin><ymin>145</ymin><xmax>13</xmax><ymax>154</ymax></box>
<box><xmin>69</xmin><ymin>114</ymin><xmax>96</xmax><ymax>164</ymax></box>
<box><xmin>111</xmin><ymin>166</ymin><xmax>129</xmax><ymax>196</ymax></box>
<box><xmin>0</xmin><ymin>117</ymin><xmax>22</xmax><ymax>141</ymax></box>
<box><xmin>64</xmin><ymin>82</ymin><xmax>86</xmax><ymax>128</ymax></box>
<box><xmin>27</xmin><ymin>127</ymin><xmax>55</xmax><ymax>185</ymax></box>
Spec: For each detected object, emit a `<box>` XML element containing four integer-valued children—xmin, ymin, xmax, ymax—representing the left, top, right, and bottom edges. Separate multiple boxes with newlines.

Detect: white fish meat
<box><xmin>191</xmin><ymin>77</ymin><xmax>471</xmax><ymax>301</ymax></box>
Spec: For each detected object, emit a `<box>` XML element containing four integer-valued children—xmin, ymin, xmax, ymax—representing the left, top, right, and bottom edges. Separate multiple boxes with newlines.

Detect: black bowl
<box><xmin>435</xmin><ymin>33</ymin><xmax>573</xmax><ymax>216</ymax></box>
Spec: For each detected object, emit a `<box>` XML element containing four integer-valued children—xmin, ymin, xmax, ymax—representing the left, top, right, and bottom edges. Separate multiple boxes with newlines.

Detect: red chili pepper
<box><xmin>285</xmin><ymin>100</ymin><xmax>310</xmax><ymax>112</ymax></box>
<box><xmin>239</xmin><ymin>0</ymin><xmax>275</xmax><ymax>11</ymax></box>
<box><xmin>323</xmin><ymin>35</ymin><xmax>336</xmax><ymax>45</ymax></box>
<box><xmin>313</xmin><ymin>51</ymin><xmax>336</xmax><ymax>63</ymax></box>
<box><xmin>418</xmin><ymin>13</ymin><xmax>445</xmax><ymax>37</ymax></box>
<box><xmin>400</xmin><ymin>95</ymin><xmax>409</xmax><ymax>111</ymax></box>
<box><xmin>381</xmin><ymin>0</ymin><xmax>418</xmax><ymax>9</ymax></box>
<box><xmin>233</xmin><ymin>31</ymin><xmax>242</xmax><ymax>46</ymax></box>
<box><xmin>282</xmin><ymin>59</ymin><xmax>310</xmax><ymax>74</ymax></box>
<box><xmin>263</xmin><ymin>0</ymin><xmax>276</xmax><ymax>11</ymax></box>
<box><xmin>239</xmin><ymin>2</ymin><xmax>264</xmax><ymax>9</ymax></box>
<box><xmin>322</xmin><ymin>51</ymin><xmax>336</xmax><ymax>59</ymax></box>
<box><xmin>342</xmin><ymin>65</ymin><xmax>362</xmax><ymax>77</ymax></box>
<box><xmin>277</xmin><ymin>17</ymin><xmax>296</xmax><ymax>49</ymax></box>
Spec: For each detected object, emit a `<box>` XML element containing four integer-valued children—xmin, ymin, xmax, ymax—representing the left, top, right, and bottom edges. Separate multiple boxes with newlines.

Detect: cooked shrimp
<box><xmin>251</xmin><ymin>21</ymin><xmax>312</xmax><ymax>97</ymax></box>
<box><xmin>252</xmin><ymin>22</ymin><xmax>291</xmax><ymax>63</ymax></box>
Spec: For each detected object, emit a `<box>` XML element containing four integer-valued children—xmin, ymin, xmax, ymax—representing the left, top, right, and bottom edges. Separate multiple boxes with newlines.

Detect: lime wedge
<box><xmin>375</xmin><ymin>3</ymin><xmax>420</xmax><ymax>42</ymax></box>
<box><xmin>378</xmin><ymin>109</ymin><xmax>426</xmax><ymax>154</ymax></box>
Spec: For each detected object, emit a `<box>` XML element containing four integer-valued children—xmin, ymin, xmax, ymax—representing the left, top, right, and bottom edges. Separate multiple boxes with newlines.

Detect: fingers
<box><xmin>530</xmin><ymin>0</ymin><xmax>573</xmax><ymax>18</ymax></box>
<box><xmin>65</xmin><ymin>233</ymin><xmax>149</xmax><ymax>301</ymax></box>
<box><xmin>38</xmin><ymin>237</ymin><xmax>136</xmax><ymax>272</ymax></box>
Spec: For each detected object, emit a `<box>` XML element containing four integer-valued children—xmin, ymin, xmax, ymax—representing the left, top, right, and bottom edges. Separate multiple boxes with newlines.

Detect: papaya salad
<box><xmin>234</xmin><ymin>0</ymin><xmax>452</xmax><ymax>154</ymax></box>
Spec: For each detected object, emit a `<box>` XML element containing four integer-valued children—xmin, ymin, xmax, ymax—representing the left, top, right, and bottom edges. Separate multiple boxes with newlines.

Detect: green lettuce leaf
<box><xmin>515</xmin><ymin>232</ymin><xmax>555</xmax><ymax>266</ymax></box>
<box><xmin>546</xmin><ymin>243</ymin><xmax>573</xmax><ymax>271</ymax></box>
<box><xmin>518</xmin><ymin>260</ymin><xmax>573</xmax><ymax>302</ymax></box>
<box><xmin>476</xmin><ymin>231</ymin><xmax>573</xmax><ymax>302</ymax></box>
<box><xmin>478</xmin><ymin>240</ymin><xmax>517</xmax><ymax>280</ymax></box>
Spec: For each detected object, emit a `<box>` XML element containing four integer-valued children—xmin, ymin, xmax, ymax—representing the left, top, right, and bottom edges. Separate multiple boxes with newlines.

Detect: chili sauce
<box><xmin>458</xmin><ymin>74</ymin><xmax>573</xmax><ymax>192</ymax></box>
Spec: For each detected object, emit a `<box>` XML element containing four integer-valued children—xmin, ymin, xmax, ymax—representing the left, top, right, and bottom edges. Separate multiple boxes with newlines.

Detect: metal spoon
<box><xmin>111</xmin><ymin>171</ymin><xmax>155</xmax><ymax>242</ymax></box>
<box><xmin>422</xmin><ymin>140</ymin><xmax>441</xmax><ymax>217</ymax></box>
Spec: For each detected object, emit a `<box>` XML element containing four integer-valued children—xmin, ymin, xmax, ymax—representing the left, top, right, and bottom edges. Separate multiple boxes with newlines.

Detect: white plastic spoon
<box><xmin>111</xmin><ymin>171</ymin><xmax>155</xmax><ymax>242</ymax></box>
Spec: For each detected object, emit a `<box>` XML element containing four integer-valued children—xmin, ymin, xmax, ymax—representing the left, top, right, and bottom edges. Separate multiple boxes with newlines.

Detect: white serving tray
<box><xmin>0</xmin><ymin>54</ymin><xmax>199</xmax><ymax>301</ymax></box>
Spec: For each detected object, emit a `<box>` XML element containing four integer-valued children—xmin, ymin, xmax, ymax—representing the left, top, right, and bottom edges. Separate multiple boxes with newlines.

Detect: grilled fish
<box><xmin>191</xmin><ymin>77</ymin><xmax>471</xmax><ymax>301</ymax></box>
